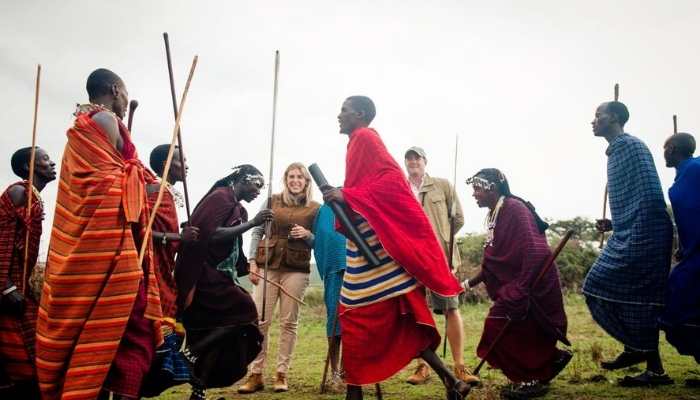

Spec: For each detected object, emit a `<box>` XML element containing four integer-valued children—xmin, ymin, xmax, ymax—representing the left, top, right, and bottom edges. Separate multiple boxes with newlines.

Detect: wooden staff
<box><xmin>249</xmin><ymin>271</ymin><xmax>305</xmax><ymax>306</ymax></box>
<box><xmin>137</xmin><ymin>56</ymin><xmax>198</xmax><ymax>266</ymax></box>
<box><xmin>673</xmin><ymin>115</ymin><xmax>678</xmax><ymax>135</ymax></box>
<box><xmin>443</xmin><ymin>134</ymin><xmax>459</xmax><ymax>358</ymax></box>
<box><xmin>22</xmin><ymin>64</ymin><xmax>41</xmax><ymax>296</ymax></box>
<box><xmin>320</xmin><ymin>303</ymin><xmax>340</xmax><ymax>393</ymax></box>
<box><xmin>261</xmin><ymin>50</ymin><xmax>280</xmax><ymax>324</ymax></box>
<box><xmin>163</xmin><ymin>32</ymin><xmax>193</xmax><ymax>220</ymax></box>
<box><xmin>599</xmin><ymin>83</ymin><xmax>619</xmax><ymax>249</ymax></box>
<box><xmin>473</xmin><ymin>230</ymin><xmax>574</xmax><ymax>375</ymax></box>
<box><xmin>127</xmin><ymin>99</ymin><xmax>138</xmax><ymax>132</ymax></box>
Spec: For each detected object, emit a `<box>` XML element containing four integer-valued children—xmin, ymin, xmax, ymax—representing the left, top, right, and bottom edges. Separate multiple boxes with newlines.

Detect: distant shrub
<box><xmin>456</xmin><ymin>218</ymin><xmax>601</xmax><ymax>302</ymax></box>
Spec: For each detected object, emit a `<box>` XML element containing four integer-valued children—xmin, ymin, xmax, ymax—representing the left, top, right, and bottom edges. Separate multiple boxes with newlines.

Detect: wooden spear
<box><xmin>127</xmin><ymin>99</ymin><xmax>138</xmax><ymax>132</ymax></box>
<box><xmin>673</xmin><ymin>115</ymin><xmax>678</xmax><ymax>135</ymax></box>
<box><xmin>137</xmin><ymin>56</ymin><xmax>198</xmax><ymax>267</ymax></box>
<box><xmin>163</xmin><ymin>33</ymin><xmax>193</xmax><ymax>220</ymax></box>
<box><xmin>599</xmin><ymin>83</ymin><xmax>618</xmax><ymax>249</ymax></box>
<box><xmin>22</xmin><ymin>64</ymin><xmax>41</xmax><ymax>296</ymax></box>
<box><xmin>261</xmin><ymin>50</ymin><xmax>280</xmax><ymax>325</ymax></box>
<box><xmin>249</xmin><ymin>270</ymin><xmax>305</xmax><ymax>306</ymax></box>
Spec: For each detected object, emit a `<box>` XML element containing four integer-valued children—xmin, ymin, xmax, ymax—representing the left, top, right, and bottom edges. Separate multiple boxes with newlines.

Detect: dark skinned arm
<box><xmin>210</xmin><ymin>209</ymin><xmax>273</xmax><ymax>245</ymax></box>
<box><xmin>92</xmin><ymin>111</ymin><xmax>122</xmax><ymax>150</ymax></box>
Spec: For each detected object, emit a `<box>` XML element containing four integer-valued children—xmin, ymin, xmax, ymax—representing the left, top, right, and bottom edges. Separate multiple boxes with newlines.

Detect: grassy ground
<box><xmin>158</xmin><ymin>290</ymin><xmax>700</xmax><ymax>400</ymax></box>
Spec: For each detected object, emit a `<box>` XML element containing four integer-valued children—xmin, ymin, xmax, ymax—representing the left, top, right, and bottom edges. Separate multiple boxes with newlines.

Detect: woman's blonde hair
<box><xmin>281</xmin><ymin>162</ymin><xmax>313</xmax><ymax>207</ymax></box>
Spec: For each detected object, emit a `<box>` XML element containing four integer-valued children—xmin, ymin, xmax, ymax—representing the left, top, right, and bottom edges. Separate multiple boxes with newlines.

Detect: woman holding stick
<box><xmin>239</xmin><ymin>162</ymin><xmax>320</xmax><ymax>394</ymax></box>
<box><xmin>175</xmin><ymin>165</ymin><xmax>271</xmax><ymax>400</ymax></box>
<box><xmin>462</xmin><ymin>169</ymin><xmax>571</xmax><ymax>400</ymax></box>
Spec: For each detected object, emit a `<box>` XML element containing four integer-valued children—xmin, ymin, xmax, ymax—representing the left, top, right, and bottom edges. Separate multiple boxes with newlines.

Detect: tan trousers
<box><xmin>249</xmin><ymin>270</ymin><xmax>309</xmax><ymax>374</ymax></box>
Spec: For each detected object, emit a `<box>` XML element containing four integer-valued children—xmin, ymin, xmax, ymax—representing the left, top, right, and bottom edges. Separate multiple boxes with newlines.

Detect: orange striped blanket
<box><xmin>35</xmin><ymin>111</ymin><xmax>163</xmax><ymax>400</ymax></box>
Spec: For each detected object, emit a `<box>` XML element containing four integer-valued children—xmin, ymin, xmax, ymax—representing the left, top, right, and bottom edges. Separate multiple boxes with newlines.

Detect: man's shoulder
<box><xmin>425</xmin><ymin>175</ymin><xmax>451</xmax><ymax>192</ymax></box>
<box><xmin>5</xmin><ymin>183</ymin><xmax>26</xmax><ymax>207</ymax></box>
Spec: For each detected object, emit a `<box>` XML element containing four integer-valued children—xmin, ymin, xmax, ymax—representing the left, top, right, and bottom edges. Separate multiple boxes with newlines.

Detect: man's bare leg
<box><xmin>420</xmin><ymin>348</ymin><xmax>473</xmax><ymax>399</ymax></box>
<box><xmin>345</xmin><ymin>384</ymin><xmax>363</xmax><ymax>400</ymax></box>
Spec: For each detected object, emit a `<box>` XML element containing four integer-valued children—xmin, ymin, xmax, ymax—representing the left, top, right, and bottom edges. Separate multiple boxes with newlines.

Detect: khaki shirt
<box><xmin>417</xmin><ymin>175</ymin><xmax>464</xmax><ymax>269</ymax></box>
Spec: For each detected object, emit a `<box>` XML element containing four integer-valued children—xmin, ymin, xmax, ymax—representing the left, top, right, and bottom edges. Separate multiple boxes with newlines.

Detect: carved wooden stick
<box><xmin>249</xmin><ymin>270</ymin><xmax>305</xmax><ymax>306</ymax></box>
<box><xmin>127</xmin><ymin>99</ymin><xmax>138</xmax><ymax>132</ymax></box>
<box><xmin>22</xmin><ymin>64</ymin><xmax>41</xmax><ymax>296</ymax></box>
<box><xmin>138</xmin><ymin>56</ymin><xmax>198</xmax><ymax>266</ymax></box>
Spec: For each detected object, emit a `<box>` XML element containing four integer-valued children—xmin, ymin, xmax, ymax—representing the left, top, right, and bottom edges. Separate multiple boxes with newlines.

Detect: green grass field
<box><xmin>159</xmin><ymin>290</ymin><xmax>700</xmax><ymax>400</ymax></box>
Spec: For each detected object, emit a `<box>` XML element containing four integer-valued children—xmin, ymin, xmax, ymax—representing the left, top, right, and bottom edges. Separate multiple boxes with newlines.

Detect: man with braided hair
<box><xmin>175</xmin><ymin>165</ymin><xmax>271</xmax><ymax>400</ymax></box>
<box><xmin>462</xmin><ymin>169</ymin><xmax>570</xmax><ymax>399</ymax></box>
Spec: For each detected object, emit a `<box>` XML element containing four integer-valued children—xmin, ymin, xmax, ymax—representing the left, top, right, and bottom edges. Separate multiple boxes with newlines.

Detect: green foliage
<box><xmin>456</xmin><ymin>217</ymin><xmax>601</xmax><ymax>295</ymax></box>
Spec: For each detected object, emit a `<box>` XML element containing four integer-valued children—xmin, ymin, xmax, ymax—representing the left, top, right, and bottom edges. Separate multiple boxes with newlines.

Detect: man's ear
<box><xmin>111</xmin><ymin>83</ymin><xmax>119</xmax><ymax>97</ymax></box>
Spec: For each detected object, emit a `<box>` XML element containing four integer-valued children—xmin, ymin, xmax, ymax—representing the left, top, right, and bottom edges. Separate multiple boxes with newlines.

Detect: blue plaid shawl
<box><xmin>583</xmin><ymin>133</ymin><xmax>672</xmax><ymax>305</ymax></box>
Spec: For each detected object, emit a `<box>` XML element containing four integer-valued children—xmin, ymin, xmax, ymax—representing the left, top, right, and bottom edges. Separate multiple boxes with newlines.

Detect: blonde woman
<box><xmin>238</xmin><ymin>162</ymin><xmax>320</xmax><ymax>394</ymax></box>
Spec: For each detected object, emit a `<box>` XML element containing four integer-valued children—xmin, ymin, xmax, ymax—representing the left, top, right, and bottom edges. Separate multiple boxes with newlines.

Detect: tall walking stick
<box><xmin>473</xmin><ymin>230</ymin><xmax>574</xmax><ymax>375</ymax></box>
<box><xmin>138</xmin><ymin>56</ymin><xmax>198</xmax><ymax>266</ymax></box>
<box><xmin>163</xmin><ymin>32</ymin><xmax>193</xmax><ymax>221</ymax></box>
<box><xmin>599</xmin><ymin>83</ymin><xmax>619</xmax><ymax>249</ymax></box>
<box><xmin>320</xmin><ymin>304</ymin><xmax>341</xmax><ymax>393</ymax></box>
<box><xmin>127</xmin><ymin>100</ymin><xmax>138</xmax><ymax>132</ymax></box>
<box><xmin>673</xmin><ymin>115</ymin><xmax>678</xmax><ymax>135</ymax></box>
<box><xmin>443</xmin><ymin>134</ymin><xmax>459</xmax><ymax>358</ymax></box>
<box><xmin>261</xmin><ymin>50</ymin><xmax>280</xmax><ymax>325</ymax></box>
<box><xmin>22</xmin><ymin>64</ymin><xmax>41</xmax><ymax>296</ymax></box>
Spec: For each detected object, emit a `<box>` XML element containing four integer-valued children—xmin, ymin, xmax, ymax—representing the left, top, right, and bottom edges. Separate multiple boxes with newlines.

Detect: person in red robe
<box><xmin>463</xmin><ymin>168</ymin><xmax>571</xmax><ymax>399</ymax></box>
<box><xmin>140</xmin><ymin>144</ymin><xmax>199</xmax><ymax>397</ymax></box>
<box><xmin>322</xmin><ymin>96</ymin><xmax>477</xmax><ymax>400</ymax></box>
<box><xmin>0</xmin><ymin>146</ymin><xmax>56</xmax><ymax>400</ymax></box>
<box><xmin>36</xmin><ymin>69</ymin><xmax>163</xmax><ymax>400</ymax></box>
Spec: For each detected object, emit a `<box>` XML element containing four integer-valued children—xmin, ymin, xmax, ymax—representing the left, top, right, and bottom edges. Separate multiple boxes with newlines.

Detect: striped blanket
<box><xmin>340</xmin><ymin>218</ymin><xmax>418</xmax><ymax>308</ymax></box>
<box><xmin>0</xmin><ymin>182</ymin><xmax>43</xmax><ymax>383</ymax></box>
<box><xmin>35</xmin><ymin>111</ymin><xmax>163</xmax><ymax>400</ymax></box>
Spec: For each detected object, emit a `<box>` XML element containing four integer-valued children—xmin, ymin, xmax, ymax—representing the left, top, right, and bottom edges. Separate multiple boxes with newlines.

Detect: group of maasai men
<box><xmin>0</xmin><ymin>66</ymin><xmax>698</xmax><ymax>400</ymax></box>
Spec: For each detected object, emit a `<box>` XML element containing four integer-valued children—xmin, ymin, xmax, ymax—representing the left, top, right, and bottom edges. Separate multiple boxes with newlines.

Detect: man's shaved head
<box><xmin>667</xmin><ymin>132</ymin><xmax>696</xmax><ymax>158</ymax></box>
<box><xmin>664</xmin><ymin>132</ymin><xmax>696</xmax><ymax>168</ymax></box>
<box><xmin>86</xmin><ymin>68</ymin><xmax>124</xmax><ymax>100</ymax></box>
<box><xmin>604</xmin><ymin>101</ymin><xmax>630</xmax><ymax>127</ymax></box>
<box><xmin>346</xmin><ymin>96</ymin><xmax>376</xmax><ymax>124</ymax></box>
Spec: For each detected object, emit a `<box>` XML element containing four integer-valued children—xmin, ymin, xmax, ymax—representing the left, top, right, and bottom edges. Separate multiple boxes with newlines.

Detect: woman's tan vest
<box><xmin>255</xmin><ymin>194</ymin><xmax>320</xmax><ymax>273</ymax></box>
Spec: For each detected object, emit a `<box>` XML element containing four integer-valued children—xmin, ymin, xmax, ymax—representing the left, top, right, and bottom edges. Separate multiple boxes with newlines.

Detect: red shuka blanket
<box><xmin>0</xmin><ymin>182</ymin><xmax>43</xmax><ymax>383</ymax></box>
<box><xmin>340</xmin><ymin>127</ymin><xmax>462</xmax><ymax>297</ymax></box>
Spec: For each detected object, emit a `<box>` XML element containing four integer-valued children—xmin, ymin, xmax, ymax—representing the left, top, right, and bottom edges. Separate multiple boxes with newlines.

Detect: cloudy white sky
<box><xmin>2</xmin><ymin>1</ymin><xmax>699</xmax><ymax>258</ymax></box>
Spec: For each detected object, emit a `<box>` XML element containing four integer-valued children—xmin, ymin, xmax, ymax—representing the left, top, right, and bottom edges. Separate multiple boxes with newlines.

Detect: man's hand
<box><xmin>252</xmin><ymin>209</ymin><xmax>274</xmax><ymax>226</ymax></box>
<box><xmin>181</xmin><ymin>226</ymin><xmax>200</xmax><ymax>243</ymax></box>
<box><xmin>322</xmin><ymin>186</ymin><xmax>344</xmax><ymax>204</ymax></box>
<box><xmin>595</xmin><ymin>218</ymin><xmax>612</xmax><ymax>233</ymax></box>
<box><xmin>1</xmin><ymin>286</ymin><xmax>25</xmax><ymax>317</ymax></box>
<box><xmin>249</xmin><ymin>261</ymin><xmax>260</xmax><ymax>285</ymax></box>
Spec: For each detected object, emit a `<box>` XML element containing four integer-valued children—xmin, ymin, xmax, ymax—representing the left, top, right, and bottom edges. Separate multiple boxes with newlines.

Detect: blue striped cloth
<box><xmin>340</xmin><ymin>217</ymin><xmax>418</xmax><ymax>308</ymax></box>
<box><xmin>583</xmin><ymin>133</ymin><xmax>673</xmax><ymax>306</ymax></box>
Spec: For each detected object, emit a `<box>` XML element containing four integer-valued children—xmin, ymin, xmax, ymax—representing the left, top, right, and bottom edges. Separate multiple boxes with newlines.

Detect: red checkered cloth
<box><xmin>0</xmin><ymin>182</ymin><xmax>43</xmax><ymax>383</ymax></box>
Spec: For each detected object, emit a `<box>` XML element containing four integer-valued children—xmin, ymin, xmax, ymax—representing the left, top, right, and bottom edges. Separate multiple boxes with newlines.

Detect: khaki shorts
<box><xmin>428</xmin><ymin>290</ymin><xmax>460</xmax><ymax>314</ymax></box>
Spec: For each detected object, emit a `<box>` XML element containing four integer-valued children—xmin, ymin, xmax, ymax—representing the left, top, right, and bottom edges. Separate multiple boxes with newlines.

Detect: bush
<box><xmin>456</xmin><ymin>218</ymin><xmax>600</xmax><ymax>301</ymax></box>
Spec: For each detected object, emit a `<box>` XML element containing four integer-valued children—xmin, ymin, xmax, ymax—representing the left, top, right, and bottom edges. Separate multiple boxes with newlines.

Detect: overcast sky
<box><xmin>2</xmin><ymin>0</ymin><xmax>699</xmax><ymax>258</ymax></box>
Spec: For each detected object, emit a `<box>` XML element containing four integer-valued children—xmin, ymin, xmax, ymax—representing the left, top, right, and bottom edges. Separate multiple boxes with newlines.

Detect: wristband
<box><xmin>2</xmin><ymin>285</ymin><xmax>18</xmax><ymax>296</ymax></box>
